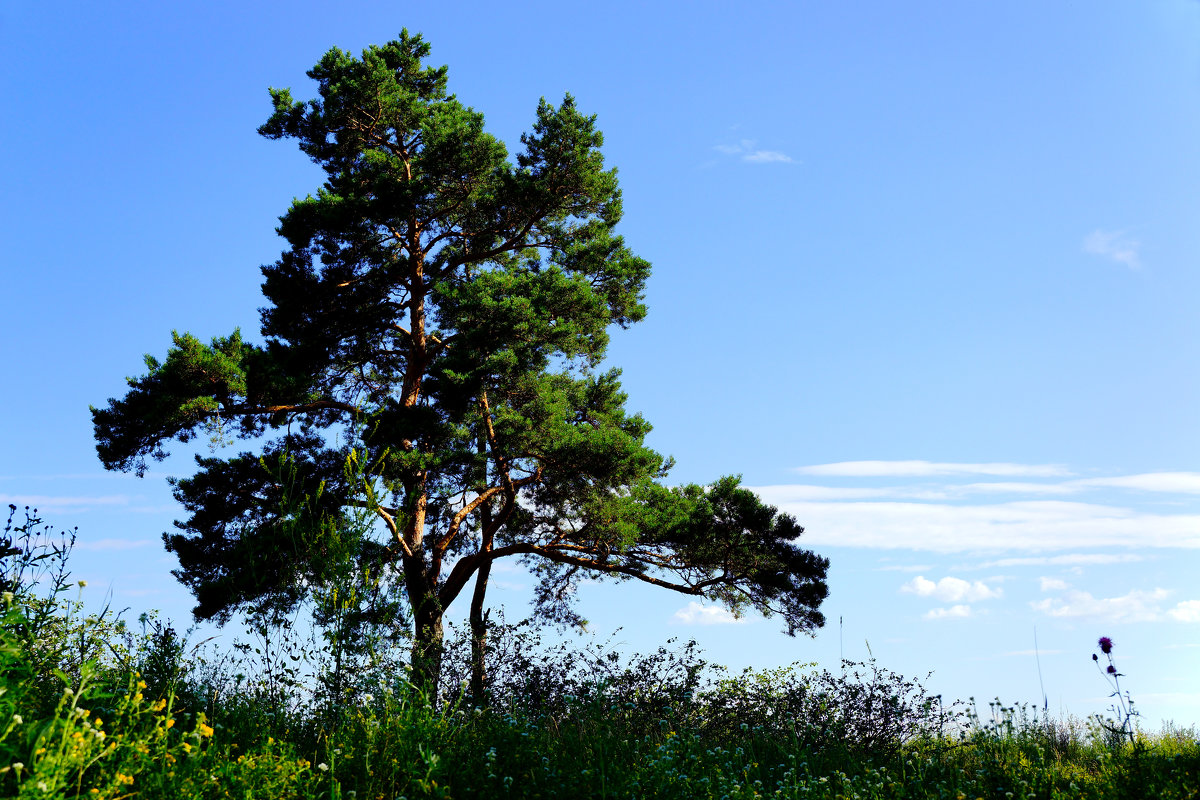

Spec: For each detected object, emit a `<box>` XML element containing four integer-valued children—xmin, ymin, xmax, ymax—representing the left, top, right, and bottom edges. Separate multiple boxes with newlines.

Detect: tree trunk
<box><xmin>410</xmin><ymin>602</ymin><xmax>444</xmax><ymax>699</ymax></box>
<box><xmin>469</xmin><ymin>558</ymin><xmax>492</xmax><ymax>705</ymax></box>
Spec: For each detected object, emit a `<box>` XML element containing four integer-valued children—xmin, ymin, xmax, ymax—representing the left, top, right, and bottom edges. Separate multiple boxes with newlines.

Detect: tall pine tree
<box><xmin>92</xmin><ymin>32</ymin><xmax>829</xmax><ymax>692</ymax></box>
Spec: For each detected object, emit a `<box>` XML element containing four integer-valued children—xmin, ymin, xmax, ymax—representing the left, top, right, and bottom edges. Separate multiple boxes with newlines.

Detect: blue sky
<box><xmin>3</xmin><ymin>1</ymin><xmax>1200</xmax><ymax>727</ymax></box>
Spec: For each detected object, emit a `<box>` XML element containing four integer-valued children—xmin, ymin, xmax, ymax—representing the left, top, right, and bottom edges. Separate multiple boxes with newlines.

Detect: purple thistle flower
<box><xmin>1107</xmin><ymin>665</ymin><xmax>1117</xmax><ymax>674</ymax></box>
<box><xmin>1098</xmin><ymin>636</ymin><xmax>1113</xmax><ymax>654</ymax></box>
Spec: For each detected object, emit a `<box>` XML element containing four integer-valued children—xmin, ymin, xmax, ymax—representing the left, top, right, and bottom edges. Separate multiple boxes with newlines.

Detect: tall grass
<box><xmin>3</xmin><ymin>505</ymin><xmax>1198</xmax><ymax>799</ymax></box>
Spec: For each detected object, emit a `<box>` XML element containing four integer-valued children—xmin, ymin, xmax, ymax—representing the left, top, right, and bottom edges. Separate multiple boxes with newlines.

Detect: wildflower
<box><xmin>78</xmin><ymin>580</ymin><xmax>88</xmax><ymax>588</ymax></box>
<box><xmin>1098</xmin><ymin>636</ymin><xmax>1113</xmax><ymax>654</ymax></box>
<box><xmin>1107</xmin><ymin>665</ymin><xmax>1117</xmax><ymax>674</ymax></box>
<box><xmin>317</xmin><ymin>762</ymin><xmax>329</xmax><ymax>772</ymax></box>
<box><xmin>198</xmin><ymin>722</ymin><xmax>214</xmax><ymax>737</ymax></box>
<box><xmin>12</xmin><ymin>763</ymin><xmax>23</xmax><ymax>774</ymax></box>
<box><xmin>12</xmin><ymin>714</ymin><xmax>21</xmax><ymax>724</ymax></box>
<box><xmin>2</xmin><ymin>592</ymin><xmax>13</xmax><ymax>605</ymax></box>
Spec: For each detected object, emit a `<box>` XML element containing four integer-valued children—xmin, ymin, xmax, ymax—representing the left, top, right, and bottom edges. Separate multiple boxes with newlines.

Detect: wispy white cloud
<box><xmin>753</xmin><ymin>490</ymin><xmax>1200</xmax><ymax>552</ymax></box>
<box><xmin>713</xmin><ymin>138</ymin><xmax>794</xmax><ymax>164</ymax></box>
<box><xmin>925</xmin><ymin>605</ymin><xmax>972</xmax><ymax>620</ymax></box>
<box><xmin>1083</xmin><ymin>229</ymin><xmax>1141</xmax><ymax>269</ymax></box>
<box><xmin>1039</xmin><ymin>577</ymin><xmax>1071</xmax><ymax>592</ymax></box>
<box><xmin>1072</xmin><ymin>473</ymin><xmax>1200</xmax><ymax>494</ymax></box>
<box><xmin>1032</xmin><ymin>588</ymin><xmax>1171</xmax><ymax>622</ymax></box>
<box><xmin>761</xmin><ymin>473</ymin><xmax>1200</xmax><ymax>504</ymax></box>
<box><xmin>955</xmin><ymin>481</ymin><xmax>1080</xmax><ymax>495</ymax></box>
<box><xmin>902</xmin><ymin>576</ymin><xmax>1002</xmax><ymax>603</ymax></box>
<box><xmin>793</xmin><ymin>461</ymin><xmax>1072</xmax><ymax>478</ymax></box>
<box><xmin>875</xmin><ymin>563</ymin><xmax>934</xmax><ymax>572</ymax></box>
<box><xmin>672</xmin><ymin>602</ymin><xmax>748</xmax><ymax>625</ymax></box>
<box><xmin>743</xmin><ymin>149</ymin><xmax>793</xmax><ymax>163</ymax></box>
<box><xmin>752</xmin><ymin>485</ymin><xmax>897</xmax><ymax>501</ymax></box>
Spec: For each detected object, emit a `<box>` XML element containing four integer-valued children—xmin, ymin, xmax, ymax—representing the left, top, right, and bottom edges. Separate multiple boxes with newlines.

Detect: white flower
<box><xmin>317</xmin><ymin>762</ymin><xmax>329</xmax><ymax>772</ymax></box>
<box><xmin>2</xmin><ymin>591</ymin><xmax>13</xmax><ymax>604</ymax></box>
<box><xmin>11</xmin><ymin>715</ymin><xmax>22</xmax><ymax>724</ymax></box>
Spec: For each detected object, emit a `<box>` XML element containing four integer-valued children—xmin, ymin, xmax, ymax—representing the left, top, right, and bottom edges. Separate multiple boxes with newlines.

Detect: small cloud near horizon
<box><xmin>1083</xmin><ymin>229</ymin><xmax>1141</xmax><ymax>269</ymax></box>
<box><xmin>1168</xmin><ymin>600</ymin><xmax>1200</xmax><ymax>623</ymax></box>
<box><xmin>672</xmin><ymin>601</ymin><xmax>748</xmax><ymax>625</ymax></box>
<box><xmin>1030</xmin><ymin>587</ymin><xmax>1191</xmax><ymax>623</ymax></box>
<box><xmin>902</xmin><ymin>575</ymin><xmax>1002</xmax><ymax>603</ymax></box>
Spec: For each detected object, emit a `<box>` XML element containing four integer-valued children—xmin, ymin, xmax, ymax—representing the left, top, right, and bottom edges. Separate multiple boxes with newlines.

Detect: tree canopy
<box><xmin>92</xmin><ymin>31</ymin><xmax>829</xmax><ymax>692</ymax></box>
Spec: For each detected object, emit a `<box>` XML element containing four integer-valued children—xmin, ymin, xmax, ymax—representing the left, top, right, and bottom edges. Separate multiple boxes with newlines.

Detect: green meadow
<box><xmin>3</xmin><ymin>507</ymin><xmax>1197</xmax><ymax>800</ymax></box>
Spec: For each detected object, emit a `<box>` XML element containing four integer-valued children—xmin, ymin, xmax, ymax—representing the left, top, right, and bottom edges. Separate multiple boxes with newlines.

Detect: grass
<box><xmin>3</xmin><ymin>507</ymin><xmax>1198</xmax><ymax>799</ymax></box>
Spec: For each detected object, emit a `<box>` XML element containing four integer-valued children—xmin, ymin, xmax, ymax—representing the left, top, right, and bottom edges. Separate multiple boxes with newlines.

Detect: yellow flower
<box><xmin>137</xmin><ymin>680</ymin><xmax>147</xmax><ymax>690</ymax></box>
<box><xmin>198</xmin><ymin>723</ymin><xmax>215</xmax><ymax>738</ymax></box>
<box><xmin>182</xmin><ymin>742</ymin><xmax>193</xmax><ymax>754</ymax></box>
<box><xmin>116</xmin><ymin>772</ymin><xmax>134</xmax><ymax>785</ymax></box>
<box><xmin>166</xmin><ymin>719</ymin><xmax>176</xmax><ymax>729</ymax></box>
<box><xmin>151</xmin><ymin>699</ymin><xmax>167</xmax><ymax>712</ymax></box>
